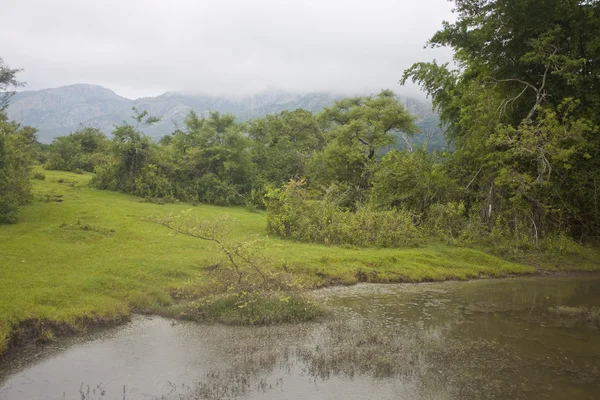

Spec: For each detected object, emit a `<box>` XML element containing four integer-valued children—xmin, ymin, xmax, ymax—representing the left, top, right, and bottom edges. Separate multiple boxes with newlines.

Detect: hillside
<box><xmin>7</xmin><ymin>84</ymin><xmax>445</xmax><ymax>147</ymax></box>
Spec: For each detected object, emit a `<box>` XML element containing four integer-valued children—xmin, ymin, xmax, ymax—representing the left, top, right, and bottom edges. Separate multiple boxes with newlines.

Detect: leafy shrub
<box><xmin>44</xmin><ymin>128</ymin><xmax>110</xmax><ymax>173</ymax></box>
<box><xmin>370</xmin><ymin>149</ymin><xmax>458</xmax><ymax>214</ymax></box>
<box><xmin>90</xmin><ymin>162</ymin><xmax>121</xmax><ymax>191</ymax></box>
<box><xmin>244</xmin><ymin>185</ymin><xmax>269</xmax><ymax>212</ymax></box>
<box><xmin>540</xmin><ymin>233</ymin><xmax>582</xmax><ymax>256</ymax></box>
<box><xmin>133</xmin><ymin>163</ymin><xmax>174</xmax><ymax>199</ymax></box>
<box><xmin>0</xmin><ymin>121</ymin><xmax>35</xmax><ymax>224</ymax></box>
<box><xmin>193</xmin><ymin>173</ymin><xmax>243</xmax><ymax>206</ymax></box>
<box><xmin>33</xmin><ymin>172</ymin><xmax>46</xmax><ymax>180</ymax></box>
<box><xmin>266</xmin><ymin>179</ymin><xmax>423</xmax><ymax>247</ymax></box>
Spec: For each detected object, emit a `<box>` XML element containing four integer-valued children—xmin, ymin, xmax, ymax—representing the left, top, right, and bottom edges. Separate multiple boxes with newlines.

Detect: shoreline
<box><xmin>3</xmin><ymin>270</ymin><xmax>600</xmax><ymax>364</ymax></box>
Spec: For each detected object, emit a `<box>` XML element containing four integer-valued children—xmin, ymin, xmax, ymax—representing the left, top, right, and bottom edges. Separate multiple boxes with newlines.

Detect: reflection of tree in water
<box><xmin>163</xmin><ymin>313</ymin><xmax>598</xmax><ymax>400</ymax></box>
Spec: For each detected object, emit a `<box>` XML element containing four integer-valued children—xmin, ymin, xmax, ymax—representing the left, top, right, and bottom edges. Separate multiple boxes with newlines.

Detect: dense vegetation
<box><xmin>403</xmin><ymin>0</ymin><xmax>600</xmax><ymax>245</ymax></box>
<box><xmin>0</xmin><ymin>58</ymin><xmax>36</xmax><ymax>223</ymax></box>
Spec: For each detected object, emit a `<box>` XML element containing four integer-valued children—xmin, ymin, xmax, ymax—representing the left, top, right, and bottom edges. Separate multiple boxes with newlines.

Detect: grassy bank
<box><xmin>1</xmin><ymin>170</ymin><xmax>598</xmax><ymax>355</ymax></box>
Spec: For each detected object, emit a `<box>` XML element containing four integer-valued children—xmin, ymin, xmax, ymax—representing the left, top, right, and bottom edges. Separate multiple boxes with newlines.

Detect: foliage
<box><xmin>149</xmin><ymin>212</ymin><xmax>323</xmax><ymax>324</ymax></box>
<box><xmin>370</xmin><ymin>149</ymin><xmax>458</xmax><ymax>215</ymax></box>
<box><xmin>45</xmin><ymin>127</ymin><xmax>110</xmax><ymax>172</ymax></box>
<box><xmin>0</xmin><ymin>57</ymin><xmax>24</xmax><ymax>113</ymax></box>
<box><xmin>170</xmin><ymin>111</ymin><xmax>256</xmax><ymax>205</ymax></box>
<box><xmin>150</xmin><ymin>213</ymin><xmax>296</xmax><ymax>292</ymax></box>
<box><xmin>33</xmin><ymin>171</ymin><xmax>46</xmax><ymax>180</ymax></box>
<box><xmin>188</xmin><ymin>292</ymin><xmax>323</xmax><ymax>325</ymax></box>
<box><xmin>309</xmin><ymin>90</ymin><xmax>417</xmax><ymax>196</ymax></box>
<box><xmin>403</xmin><ymin>0</ymin><xmax>600</xmax><ymax>243</ymax></box>
<box><xmin>91</xmin><ymin>123</ymin><xmax>153</xmax><ymax>193</ymax></box>
<box><xmin>266</xmin><ymin>179</ymin><xmax>423</xmax><ymax>248</ymax></box>
<box><xmin>0</xmin><ymin>120</ymin><xmax>36</xmax><ymax>223</ymax></box>
<box><xmin>91</xmin><ymin>108</ymin><xmax>160</xmax><ymax>194</ymax></box>
<box><xmin>248</xmin><ymin>109</ymin><xmax>324</xmax><ymax>187</ymax></box>
<box><xmin>94</xmin><ymin>111</ymin><xmax>257</xmax><ymax>206</ymax></box>
<box><xmin>0</xmin><ymin>59</ymin><xmax>36</xmax><ymax>224</ymax></box>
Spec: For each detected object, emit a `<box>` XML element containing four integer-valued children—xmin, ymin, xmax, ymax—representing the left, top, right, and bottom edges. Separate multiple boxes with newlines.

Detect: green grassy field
<box><xmin>1</xmin><ymin>170</ymin><xmax>598</xmax><ymax>354</ymax></box>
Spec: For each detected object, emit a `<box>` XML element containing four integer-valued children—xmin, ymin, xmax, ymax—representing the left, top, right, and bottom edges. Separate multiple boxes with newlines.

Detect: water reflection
<box><xmin>1</xmin><ymin>276</ymin><xmax>599</xmax><ymax>399</ymax></box>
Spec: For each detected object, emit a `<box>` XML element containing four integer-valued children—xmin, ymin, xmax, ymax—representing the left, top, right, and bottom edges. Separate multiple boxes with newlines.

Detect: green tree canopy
<box><xmin>46</xmin><ymin>127</ymin><xmax>110</xmax><ymax>172</ymax></box>
<box><xmin>403</xmin><ymin>0</ymin><xmax>600</xmax><ymax>240</ymax></box>
<box><xmin>247</xmin><ymin>109</ymin><xmax>324</xmax><ymax>186</ymax></box>
<box><xmin>310</xmin><ymin>90</ymin><xmax>417</xmax><ymax>197</ymax></box>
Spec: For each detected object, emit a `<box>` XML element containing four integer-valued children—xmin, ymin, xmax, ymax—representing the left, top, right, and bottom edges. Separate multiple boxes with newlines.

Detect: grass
<box><xmin>0</xmin><ymin>169</ymin><xmax>598</xmax><ymax>355</ymax></box>
<box><xmin>179</xmin><ymin>292</ymin><xmax>326</xmax><ymax>325</ymax></box>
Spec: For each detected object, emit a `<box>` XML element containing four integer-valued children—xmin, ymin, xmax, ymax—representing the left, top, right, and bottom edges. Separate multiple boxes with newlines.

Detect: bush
<box><xmin>90</xmin><ymin>162</ymin><xmax>121</xmax><ymax>191</ymax></box>
<box><xmin>540</xmin><ymin>233</ymin><xmax>582</xmax><ymax>256</ymax></box>
<box><xmin>266</xmin><ymin>179</ymin><xmax>423</xmax><ymax>247</ymax></box>
<box><xmin>44</xmin><ymin>128</ymin><xmax>110</xmax><ymax>173</ymax></box>
<box><xmin>151</xmin><ymin>213</ymin><xmax>323</xmax><ymax>325</ymax></box>
<box><xmin>33</xmin><ymin>172</ymin><xmax>46</xmax><ymax>180</ymax></box>
<box><xmin>0</xmin><ymin>121</ymin><xmax>35</xmax><ymax>224</ymax></box>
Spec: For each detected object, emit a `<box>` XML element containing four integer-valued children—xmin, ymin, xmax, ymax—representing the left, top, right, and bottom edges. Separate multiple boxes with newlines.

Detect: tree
<box><xmin>45</xmin><ymin>127</ymin><xmax>110</xmax><ymax>172</ymax></box>
<box><xmin>309</xmin><ymin>90</ymin><xmax>417</xmax><ymax>202</ymax></box>
<box><xmin>0</xmin><ymin>58</ymin><xmax>23</xmax><ymax>115</ymax></box>
<box><xmin>248</xmin><ymin>109</ymin><xmax>324</xmax><ymax>187</ymax></box>
<box><xmin>370</xmin><ymin>149</ymin><xmax>458</xmax><ymax>216</ymax></box>
<box><xmin>159</xmin><ymin>111</ymin><xmax>256</xmax><ymax>205</ymax></box>
<box><xmin>0</xmin><ymin>59</ymin><xmax>35</xmax><ymax>223</ymax></box>
<box><xmin>0</xmin><ymin>121</ymin><xmax>36</xmax><ymax>223</ymax></box>
<box><xmin>402</xmin><ymin>0</ymin><xmax>600</xmax><ymax>241</ymax></box>
<box><xmin>91</xmin><ymin>108</ymin><xmax>158</xmax><ymax>193</ymax></box>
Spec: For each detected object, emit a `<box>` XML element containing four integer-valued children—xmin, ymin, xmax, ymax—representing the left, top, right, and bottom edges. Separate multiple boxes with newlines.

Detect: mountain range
<box><xmin>7</xmin><ymin>84</ymin><xmax>442</xmax><ymax>145</ymax></box>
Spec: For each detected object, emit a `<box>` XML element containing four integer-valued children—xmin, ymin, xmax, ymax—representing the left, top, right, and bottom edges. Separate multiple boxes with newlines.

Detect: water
<box><xmin>1</xmin><ymin>275</ymin><xmax>599</xmax><ymax>399</ymax></box>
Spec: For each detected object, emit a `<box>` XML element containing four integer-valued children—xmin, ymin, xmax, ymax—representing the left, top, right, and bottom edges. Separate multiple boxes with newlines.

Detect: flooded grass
<box><xmin>161</xmin><ymin>292</ymin><xmax>325</xmax><ymax>326</ymax></box>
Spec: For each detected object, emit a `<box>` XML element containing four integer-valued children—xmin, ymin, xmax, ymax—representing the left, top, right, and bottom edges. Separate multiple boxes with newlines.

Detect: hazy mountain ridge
<box><xmin>8</xmin><ymin>84</ymin><xmax>442</xmax><ymax>144</ymax></box>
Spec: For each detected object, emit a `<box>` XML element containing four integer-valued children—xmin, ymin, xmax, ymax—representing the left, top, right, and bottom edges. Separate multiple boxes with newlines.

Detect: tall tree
<box><xmin>248</xmin><ymin>109</ymin><xmax>324</xmax><ymax>186</ymax></box>
<box><xmin>310</xmin><ymin>90</ymin><xmax>417</xmax><ymax>197</ymax></box>
<box><xmin>403</xmin><ymin>0</ymin><xmax>600</xmax><ymax>240</ymax></box>
<box><xmin>169</xmin><ymin>111</ymin><xmax>256</xmax><ymax>205</ymax></box>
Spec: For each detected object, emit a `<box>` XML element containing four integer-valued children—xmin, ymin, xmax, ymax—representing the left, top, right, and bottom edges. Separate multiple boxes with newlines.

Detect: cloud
<box><xmin>1</xmin><ymin>0</ymin><xmax>455</xmax><ymax>99</ymax></box>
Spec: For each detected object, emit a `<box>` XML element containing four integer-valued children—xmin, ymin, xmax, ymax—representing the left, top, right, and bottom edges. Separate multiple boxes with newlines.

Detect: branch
<box><xmin>465</xmin><ymin>166</ymin><xmax>483</xmax><ymax>191</ymax></box>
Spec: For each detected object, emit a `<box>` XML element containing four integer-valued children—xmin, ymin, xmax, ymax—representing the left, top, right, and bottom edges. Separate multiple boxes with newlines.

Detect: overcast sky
<box><xmin>1</xmin><ymin>0</ymin><xmax>455</xmax><ymax>99</ymax></box>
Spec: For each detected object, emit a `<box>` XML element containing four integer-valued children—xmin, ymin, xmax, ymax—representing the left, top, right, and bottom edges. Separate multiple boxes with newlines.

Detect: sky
<box><xmin>1</xmin><ymin>0</ymin><xmax>455</xmax><ymax>99</ymax></box>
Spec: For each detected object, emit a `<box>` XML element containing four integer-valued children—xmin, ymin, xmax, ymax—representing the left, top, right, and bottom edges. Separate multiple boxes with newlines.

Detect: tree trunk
<box><xmin>482</xmin><ymin>179</ymin><xmax>495</xmax><ymax>228</ymax></box>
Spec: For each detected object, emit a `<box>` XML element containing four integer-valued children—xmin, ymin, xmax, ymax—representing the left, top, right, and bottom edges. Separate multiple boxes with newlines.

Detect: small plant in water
<box><xmin>149</xmin><ymin>212</ymin><xmax>323</xmax><ymax>324</ymax></box>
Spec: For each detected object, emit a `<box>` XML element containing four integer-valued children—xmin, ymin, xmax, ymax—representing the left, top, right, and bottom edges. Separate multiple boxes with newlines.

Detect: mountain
<box><xmin>7</xmin><ymin>84</ymin><xmax>444</xmax><ymax>147</ymax></box>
